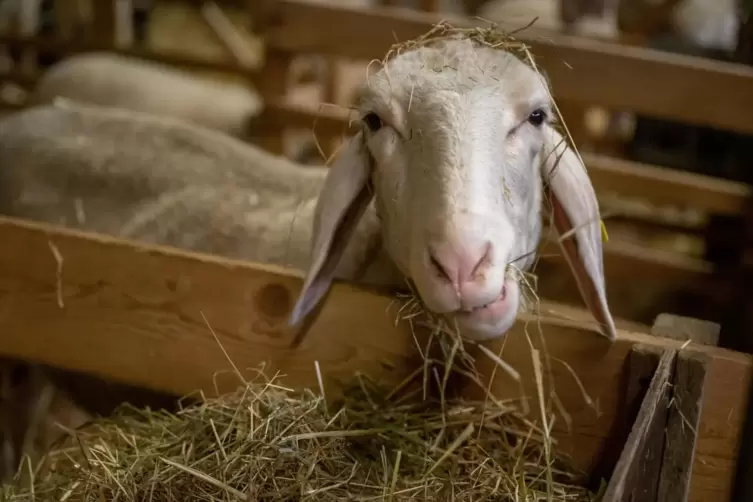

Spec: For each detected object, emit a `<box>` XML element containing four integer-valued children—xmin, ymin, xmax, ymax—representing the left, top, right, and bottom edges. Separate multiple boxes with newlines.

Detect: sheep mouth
<box><xmin>454</xmin><ymin>277</ymin><xmax>516</xmax><ymax>319</ymax></box>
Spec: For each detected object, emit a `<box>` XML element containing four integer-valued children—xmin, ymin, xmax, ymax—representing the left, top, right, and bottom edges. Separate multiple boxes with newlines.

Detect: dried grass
<box><xmin>0</xmin><ymin>367</ymin><xmax>593</xmax><ymax>501</ymax></box>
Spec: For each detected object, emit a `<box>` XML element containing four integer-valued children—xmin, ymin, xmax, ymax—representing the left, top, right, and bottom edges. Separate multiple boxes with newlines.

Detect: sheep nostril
<box><xmin>429</xmin><ymin>253</ymin><xmax>453</xmax><ymax>283</ymax></box>
<box><xmin>470</xmin><ymin>241</ymin><xmax>493</xmax><ymax>279</ymax></box>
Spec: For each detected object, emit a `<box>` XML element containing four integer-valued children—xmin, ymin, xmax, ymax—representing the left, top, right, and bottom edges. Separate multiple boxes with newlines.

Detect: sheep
<box><xmin>0</xmin><ymin>37</ymin><xmax>617</xmax><ymax>342</ymax></box>
<box><xmin>27</xmin><ymin>52</ymin><xmax>262</xmax><ymax>139</ymax></box>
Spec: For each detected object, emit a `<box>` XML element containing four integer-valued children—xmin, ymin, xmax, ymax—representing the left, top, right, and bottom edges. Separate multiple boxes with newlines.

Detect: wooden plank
<box><xmin>602</xmin><ymin>345</ymin><xmax>674</xmax><ymax>502</ymax></box>
<box><xmin>651</xmin><ymin>313</ymin><xmax>720</xmax><ymax>347</ymax></box>
<box><xmin>539</xmin><ymin>236</ymin><xmax>710</xmax><ymax>286</ymax></box>
<box><xmin>585</xmin><ymin>155</ymin><xmax>748</xmax><ymax>217</ymax></box>
<box><xmin>90</xmin><ymin>1</ymin><xmax>117</xmax><ymax>47</ymax></box>
<box><xmin>0</xmin><ymin>215</ymin><xmax>747</xmax><ymax>502</ymax></box>
<box><xmin>0</xmin><ymin>33</ymin><xmax>262</xmax><ymax>79</ymax></box>
<box><xmin>201</xmin><ymin>1</ymin><xmax>256</xmax><ymax>69</ymax></box>
<box><xmin>255</xmin><ymin>100</ymin><xmax>749</xmax><ymax>216</ymax></box>
<box><xmin>659</xmin><ymin>349</ymin><xmax>711</xmax><ymax>502</ymax></box>
<box><xmin>255</xmin><ymin>50</ymin><xmax>292</xmax><ymax>153</ymax></box>
<box><xmin>587</xmin><ymin>341</ymin><xmax>662</xmax><ymax>492</ymax></box>
<box><xmin>267</xmin><ymin>0</ymin><xmax>753</xmax><ymax>135</ymax></box>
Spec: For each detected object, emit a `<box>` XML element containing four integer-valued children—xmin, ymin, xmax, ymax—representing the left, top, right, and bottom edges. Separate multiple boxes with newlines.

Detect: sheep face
<box><xmin>291</xmin><ymin>38</ymin><xmax>617</xmax><ymax>343</ymax></box>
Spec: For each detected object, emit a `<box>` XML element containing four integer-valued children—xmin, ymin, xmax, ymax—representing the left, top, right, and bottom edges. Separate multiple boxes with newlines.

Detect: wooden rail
<box><xmin>264</xmin><ymin>0</ymin><xmax>753</xmax><ymax>136</ymax></box>
<box><xmin>0</xmin><ymin>33</ymin><xmax>261</xmax><ymax>79</ymax></box>
<box><xmin>0</xmin><ymin>215</ymin><xmax>746</xmax><ymax>502</ymax></box>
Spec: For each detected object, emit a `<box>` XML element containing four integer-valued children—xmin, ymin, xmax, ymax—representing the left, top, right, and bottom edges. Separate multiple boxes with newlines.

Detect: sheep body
<box><xmin>0</xmin><ymin>101</ymin><xmax>400</xmax><ymax>287</ymax></box>
<box><xmin>28</xmin><ymin>52</ymin><xmax>262</xmax><ymax>138</ymax></box>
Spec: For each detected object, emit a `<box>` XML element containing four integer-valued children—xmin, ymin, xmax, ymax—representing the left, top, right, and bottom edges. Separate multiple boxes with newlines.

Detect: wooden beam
<box><xmin>267</xmin><ymin>0</ymin><xmax>753</xmax><ymax>135</ymax></box>
<box><xmin>585</xmin><ymin>154</ymin><xmax>749</xmax><ymax>217</ymax></box>
<box><xmin>658</xmin><ymin>349</ymin><xmax>711</xmax><ymax>502</ymax></box>
<box><xmin>200</xmin><ymin>1</ymin><xmax>256</xmax><ymax>69</ymax></box>
<box><xmin>255</xmin><ymin>100</ymin><xmax>749</xmax><ymax>216</ymax></box>
<box><xmin>0</xmin><ymin>33</ymin><xmax>262</xmax><ymax>80</ymax></box>
<box><xmin>539</xmin><ymin>235</ymin><xmax>710</xmax><ymax>286</ymax></box>
<box><xmin>0</xmin><ymin>215</ymin><xmax>746</xmax><ymax>502</ymax></box>
<box><xmin>601</xmin><ymin>345</ymin><xmax>674</xmax><ymax>502</ymax></box>
<box><xmin>651</xmin><ymin>313</ymin><xmax>720</xmax><ymax>346</ymax></box>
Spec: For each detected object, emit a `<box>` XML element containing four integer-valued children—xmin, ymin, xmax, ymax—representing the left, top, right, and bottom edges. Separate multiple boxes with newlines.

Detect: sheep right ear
<box><xmin>541</xmin><ymin>125</ymin><xmax>618</xmax><ymax>341</ymax></box>
<box><xmin>289</xmin><ymin>132</ymin><xmax>373</xmax><ymax>327</ymax></box>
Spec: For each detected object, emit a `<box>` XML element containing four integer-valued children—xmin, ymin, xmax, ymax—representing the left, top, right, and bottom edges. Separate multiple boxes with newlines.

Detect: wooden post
<box><xmin>601</xmin><ymin>345</ymin><xmax>674</xmax><ymax>502</ymax></box>
<box><xmin>255</xmin><ymin>50</ymin><xmax>293</xmax><ymax>155</ymax></box>
<box><xmin>247</xmin><ymin>0</ymin><xmax>292</xmax><ymax>154</ymax></box>
<box><xmin>593</xmin><ymin>314</ymin><xmax>716</xmax><ymax>500</ymax></box>
<box><xmin>18</xmin><ymin>0</ymin><xmax>41</xmax><ymax>74</ymax></box>
<box><xmin>658</xmin><ymin>349</ymin><xmax>710</xmax><ymax>502</ymax></box>
<box><xmin>730</xmin><ymin>7</ymin><xmax>753</xmax><ymax>501</ymax></box>
<box><xmin>114</xmin><ymin>0</ymin><xmax>135</xmax><ymax>49</ymax></box>
<box><xmin>90</xmin><ymin>0</ymin><xmax>117</xmax><ymax>47</ymax></box>
<box><xmin>650</xmin><ymin>313</ymin><xmax>714</xmax><ymax>502</ymax></box>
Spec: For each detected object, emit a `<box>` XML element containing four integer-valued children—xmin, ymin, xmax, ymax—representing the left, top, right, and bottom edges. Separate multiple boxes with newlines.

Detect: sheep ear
<box><xmin>289</xmin><ymin>132</ymin><xmax>373</xmax><ymax>326</ymax></box>
<box><xmin>541</xmin><ymin>125</ymin><xmax>617</xmax><ymax>341</ymax></box>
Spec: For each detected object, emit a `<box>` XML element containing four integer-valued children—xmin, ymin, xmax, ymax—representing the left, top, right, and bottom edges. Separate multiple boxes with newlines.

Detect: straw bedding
<box><xmin>1</xmin><ymin>22</ymin><xmax>604</xmax><ymax>502</ymax></box>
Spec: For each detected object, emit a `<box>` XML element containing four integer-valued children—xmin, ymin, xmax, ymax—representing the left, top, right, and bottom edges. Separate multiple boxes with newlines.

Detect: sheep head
<box><xmin>290</xmin><ymin>37</ymin><xmax>617</xmax><ymax>342</ymax></box>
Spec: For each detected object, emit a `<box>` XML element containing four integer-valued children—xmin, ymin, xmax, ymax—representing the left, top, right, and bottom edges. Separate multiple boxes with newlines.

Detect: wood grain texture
<box><xmin>659</xmin><ymin>350</ymin><xmax>711</xmax><ymax>502</ymax></box>
<box><xmin>267</xmin><ymin>0</ymin><xmax>753</xmax><ymax>136</ymax></box>
<box><xmin>602</xmin><ymin>345</ymin><xmax>673</xmax><ymax>502</ymax></box>
<box><xmin>587</xmin><ymin>340</ymin><xmax>662</xmax><ymax>492</ymax></box>
<box><xmin>652</xmin><ymin>313</ymin><xmax>720</xmax><ymax>347</ymax></box>
<box><xmin>0</xmin><ymin>215</ymin><xmax>747</xmax><ymax>502</ymax></box>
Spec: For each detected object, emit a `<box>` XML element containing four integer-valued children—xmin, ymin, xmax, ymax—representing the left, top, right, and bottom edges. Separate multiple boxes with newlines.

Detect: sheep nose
<box><xmin>428</xmin><ymin>239</ymin><xmax>493</xmax><ymax>298</ymax></box>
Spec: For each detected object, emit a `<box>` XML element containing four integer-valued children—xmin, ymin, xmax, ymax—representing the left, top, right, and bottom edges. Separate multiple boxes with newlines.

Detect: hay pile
<box><xmin>1</xmin><ymin>368</ymin><xmax>596</xmax><ymax>502</ymax></box>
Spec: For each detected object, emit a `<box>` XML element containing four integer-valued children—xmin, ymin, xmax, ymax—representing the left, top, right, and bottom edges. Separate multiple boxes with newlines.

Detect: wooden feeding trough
<box><xmin>0</xmin><ymin>214</ymin><xmax>747</xmax><ymax>501</ymax></box>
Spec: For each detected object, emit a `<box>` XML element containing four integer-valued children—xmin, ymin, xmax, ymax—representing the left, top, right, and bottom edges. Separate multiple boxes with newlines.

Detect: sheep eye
<box><xmin>528</xmin><ymin>109</ymin><xmax>546</xmax><ymax>127</ymax></box>
<box><xmin>362</xmin><ymin>112</ymin><xmax>383</xmax><ymax>133</ymax></box>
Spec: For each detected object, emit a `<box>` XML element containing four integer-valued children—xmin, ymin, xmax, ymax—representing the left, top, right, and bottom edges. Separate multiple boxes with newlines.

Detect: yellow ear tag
<box><xmin>600</xmin><ymin>220</ymin><xmax>609</xmax><ymax>243</ymax></box>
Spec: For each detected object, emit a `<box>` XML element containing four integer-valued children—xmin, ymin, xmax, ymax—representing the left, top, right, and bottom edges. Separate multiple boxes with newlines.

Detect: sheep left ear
<box><xmin>289</xmin><ymin>132</ymin><xmax>373</xmax><ymax>327</ymax></box>
<box><xmin>540</xmin><ymin>125</ymin><xmax>617</xmax><ymax>341</ymax></box>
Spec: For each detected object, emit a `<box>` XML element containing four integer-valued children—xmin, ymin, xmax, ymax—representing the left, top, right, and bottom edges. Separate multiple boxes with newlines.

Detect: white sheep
<box><xmin>27</xmin><ymin>52</ymin><xmax>262</xmax><ymax>139</ymax></box>
<box><xmin>0</xmin><ymin>38</ymin><xmax>616</xmax><ymax>342</ymax></box>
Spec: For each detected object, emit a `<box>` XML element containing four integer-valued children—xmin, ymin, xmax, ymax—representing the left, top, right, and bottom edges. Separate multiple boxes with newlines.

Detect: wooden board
<box><xmin>659</xmin><ymin>349</ymin><xmax>711</xmax><ymax>502</ymax></box>
<box><xmin>267</xmin><ymin>0</ymin><xmax>753</xmax><ymax>136</ymax></box>
<box><xmin>0</xmin><ymin>215</ymin><xmax>747</xmax><ymax>502</ymax></box>
<box><xmin>602</xmin><ymin>345</ymin><xmax>674</xmax><ymax>502</ymax></box>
